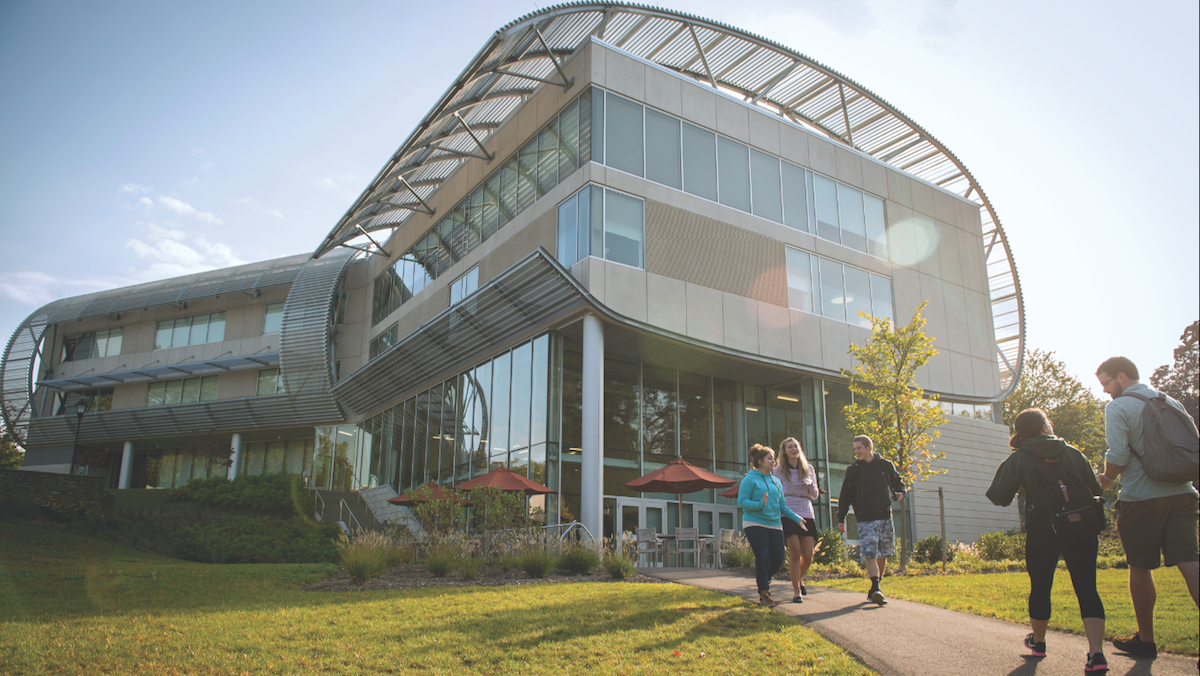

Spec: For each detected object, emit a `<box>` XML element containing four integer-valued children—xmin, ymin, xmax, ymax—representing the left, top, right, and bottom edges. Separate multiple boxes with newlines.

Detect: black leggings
<box><xmin>1025</xmin><ymin>527</ymin><xmax>1104</xmax><ymax>621</ymax></box>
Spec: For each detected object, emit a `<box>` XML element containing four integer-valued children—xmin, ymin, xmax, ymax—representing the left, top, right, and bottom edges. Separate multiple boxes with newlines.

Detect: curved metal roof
<box><xmin>315</xmin><ymin>1</ymin><xmax>1024</xmax><ymax>399</ymax></box>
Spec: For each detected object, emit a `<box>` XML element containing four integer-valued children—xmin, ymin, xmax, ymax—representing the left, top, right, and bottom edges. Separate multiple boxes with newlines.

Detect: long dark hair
<box><xmin>1010</xmin><ymin>408</ymin><xmax>1050</xmax><ymax>449</ymax></box>
<box><xmin>748</xmin><ymin>444</ymin><xmax>774</xmax><ymax>470</ymax></box>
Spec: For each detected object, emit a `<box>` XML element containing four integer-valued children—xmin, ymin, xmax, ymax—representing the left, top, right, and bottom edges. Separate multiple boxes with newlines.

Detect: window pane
<box><xmin>557</xmin><ymin>194</ymin><xmax>578</xmax><ymax>266</ymax></box>
<box><xmin>164</xmin><ymin>380</ymin><xmax>183</xmax><ymax>405</ymax></box>
<box><xmin>537</xmin><ymin>120</ymin><xmax>559</xmax><ymax>196</ymax></box>
<box><xmin>105</xmin><ymin>327</ymin><xmax>122</xmax><ymax>357</ymax></box>
<box><xmin>172</xmin><ymin>318</ymin><xmax>191</xmax><ymax>348</ymax></box>
<box><xmin>465</xmin><ymin>189</ymin><xmax>483</xmax><ymax>252</ymax></box>
<box><xmin>181</xmin><ymin>378</ymin><xmax>202</xmax><ymax>404</ymax></box>
<box><xmin>838</xmin><ymin>184</ymin><xmax>867</xmax><ymax>252</ymax></box>
<box><xmin>558</xmin><ymin>98</ymin><xmax>580</xmax><ymax>177</ymax></box>
<box><xmin>263</xmin><ymin>302</ymin><xmax>284</xmax><ymax>334</ymax></box>
<box><xmin>207</xmin><ymin>312</ymin><xmax>225</xmax><ymax>342</ymax></box>
<box><xmin>490</xmin><ymin>351</ymin><xmax>511</xmax><ymax>468</ymax></box>
<box><xmin>682</xmin><ymin>123</ymin><xmax>717</xmax><ymax>201</ymax></box>
<box><xmin>516</xmin><ymin>138</ymin><xmax>538</xmax><ymax>212</ymax></box>
<box><xmin>530</xmin><ymin>334</ymin><xmax>549</xmax><ymax>448</ymax></box>
<box><xmin>785</xmin><ymin>247</ymin><xmax>814</xmax><ymax>313</ymax></box>
<box><xmin>604</xmin><ymin>191</ymin><xmax>644</xmax><ymax>269</ymax></box>
<box><xmin>864</xmin><ymin>194</ymin><xmax>887</xmax><ymax>258</ymax></box>
<box><xmin>871</xmin><ymin>274</ymin><xmax>894</xmax><ymax>324</ymax></box>
<box><xmin>156</xmin><ymin>321</ymin><xmax>172</xmax><ymax>350</ymax></box>
<box><xmin>146</xmin><ymin>382</ymin><xmax>165</xmax><ymax>407</ymax></box>
<box><xmin>819</xmin><ymin>257</ymin><xmax>846</xmax><ymax>322</ymax></box>
<box><xmin>189</xmin><ymin>314</ymin><xmax>210</xmax><ymax>345</ymax></box>
<box><xmin>390</xmin><ymin>266</ymin><xmax>409</xmax><ymax>308</ymax></box>
<box><xmin>481</xmin><ymin>174</ymin><xmax>501</xmax><ymax>240</ymax></box>
<box><xmin>509</xmin><ymin>342</ymin><xmax>532</xmax><ymax>470</ymax></box>
<box><xmin>750</xmin><ymin>149</ymin><xmax>783</xmax><ymax>223</ymax></box>
<box><xmin>90</xmin><ymin>331</ymin><xmax>106</xmax><ymax>359</ymax></box>
<box><xmin>589</xmin><ymin>87</ymin><xmax>604</xmax><ymax>164</ymax></box>
<box><xmin>645</xmin><ymin>109</ymin><xmax>681</xmax><ymax>189</ymax></box>
<box><xmin>605</xmin><ymin>95</ymin><xmax>643</xmax><ymax>176</ymax></box>
<box><xmin>266</xmin><ymin>441</ymin><xmax>286</xmax><ymax>474</ymax></box>
<box><xmin>200</xmin><ymin>376</ymin><xmax>219</xmax><ymax>401</ymax></box>
<box><xmin>257</xmin><ymin>368</ymin><xmax>279</xmax><ymax>396</ymax></box>
<box><xmin>642</xmin><ymin>365</ymin><xmax>677</xmax><ymax>468</ymax></box>
<box><xmin>500</xmin><ymin>158</ymin><xmax>519</xmax><ymax>224</ymax></box>
<box><xmin>589</xmin><ymin>185</ymin><xmax>604</xmax><ymax>259</ymax></box>
<box><xmin>678</xmin><ymin>372</ymin><xmax>711</xmax><ymax>466</ymax></box>
<box><xmin>717</xmin><ymin>136</ymin><xmax>750</xmax><ymax>212</ymax></box>
<box><xmin>814</xmin><ymin>175</ymin><xmax>840</xmax><ymax>243</ymax></box>
<box><xmin>782</xmin><ymin>162</ymin><xmax>809</xmax><ymax>232</ymax></box>
<box><xmin>843</xmin><ymin>266</ymin><xmax>873</xmax><ymax>328</ymax></box>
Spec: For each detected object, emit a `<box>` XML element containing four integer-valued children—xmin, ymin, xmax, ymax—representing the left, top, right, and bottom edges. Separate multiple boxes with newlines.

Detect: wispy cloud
<box><xmin>235</xmin><ymin>197</ymin><xmax>285</xmax><ymax>220</ymax></box>
<box><xmin>119</xmin><ymin>183</ymin><xmax>152</xmax><ymax>195</ymax></box>
<box><xmin>313</xmin><ymin>173</ymin><xmax>359</xmax><ymax>198</ymax></box>
<box><xmin>0</xmin><ymin>271</ymin><xmax>132</xmax><ymax>308</ymax></box>
<box><xmin>157</xmin><ymin>196</ymin><xmax>224</xmax><ymax>224</ymax></box>
<box><xmin>124</xmin><ymin>222</ymin><xmax>246</xmax><ymax>279</ymax></box>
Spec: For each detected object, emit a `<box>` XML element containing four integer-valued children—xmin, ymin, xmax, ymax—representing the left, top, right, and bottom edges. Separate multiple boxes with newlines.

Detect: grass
<box><xmin>0</xmin><ymin>522</ymin><xmax>873</xmax><ymax>675</ymax></box>
<box><xmin>821</xmin><ymin>568</ymin><xmax>1199</xmax><ymax>655</ymax></box>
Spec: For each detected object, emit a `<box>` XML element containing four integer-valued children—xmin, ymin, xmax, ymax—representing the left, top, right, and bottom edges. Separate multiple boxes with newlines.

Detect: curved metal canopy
<box><xmin>315</xmin><ymin>1</ymin><xmax>1024</xmax><ymax>399</ymax></box>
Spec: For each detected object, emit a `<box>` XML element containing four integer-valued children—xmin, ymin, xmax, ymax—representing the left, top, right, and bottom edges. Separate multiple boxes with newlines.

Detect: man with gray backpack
<box><xmin>1095</xmin><ymin>356</ymin><xmax>1199</xmax><ymax>660</ymax></box>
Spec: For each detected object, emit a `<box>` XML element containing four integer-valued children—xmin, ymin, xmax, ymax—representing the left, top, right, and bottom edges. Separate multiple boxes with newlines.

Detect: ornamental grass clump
<box><xmin>721</xmin><ymin>531</ymin><xmax>755</xmax><ymax>568</ymax></box>
<box><xmin>602</xmin><ymin>534</ymin><xmax>636</xmax><ymax>580</ymax></box>
<box><xmin>335</xmin><ymin>530</ymin><xmax>406</xmax><ymax>583</ymax></box>
<box><xmin>424</xmin><ymin>547</ymin><xmax>459</xmax><ymax>577</ymax></box>
<box><xmin>557</xmin><ymin>543</ymin><xmax>601</xmax><ymax>575</ymax></box>
<box><xmin>518</xmin><ymin>550</ymin><xmax>558</xmax><ymax>578</ymax></box>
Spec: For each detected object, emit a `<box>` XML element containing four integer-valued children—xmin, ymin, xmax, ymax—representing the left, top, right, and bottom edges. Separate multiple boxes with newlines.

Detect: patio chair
<box><xmin>674</xmin><ymin>527</ymin><xmax>701</xmax><ymax>567</ymax></box>
<box><xmin>635</xmin><ymin>528</ymin><xmax>665</xmax><ymax>568</ymax></box>
<box><xmin>714</xmin><ymin>528</ymin><xmax>736</xmax><ymax>567</ymax></box>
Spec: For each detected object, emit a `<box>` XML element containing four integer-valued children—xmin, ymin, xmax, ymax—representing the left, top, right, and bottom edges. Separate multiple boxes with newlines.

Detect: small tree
<box><xmin>841</xmin><ymin>302</ymin><xmax>946</xmax><ymax>572</ymax></box>
<box><xmin>841</xmin><ymin>302</ymin><xmax>947</xmax><ymax>486</ymax></box>
<box><xmin>1003</xmin><ymin>349</ymin><xmax>1107</xmax><ymax>465</ymax></box>
<box><xmin>186</xmin><ymin>432</ymin><xmax>234</xmax><ymax>477</ymax></box>
<box><xmin>408</xmin><ymin>485</ymin><xmax>469</xmax><ymax>535</ymax></box>
<box><xmin>1</xmin><ymin>404</ymin><xmax>26</xmax><ymax>470</ymax></box>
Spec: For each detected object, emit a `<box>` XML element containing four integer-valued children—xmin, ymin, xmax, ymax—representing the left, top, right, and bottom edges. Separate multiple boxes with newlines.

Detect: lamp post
<box><xmin>70</xmin><ymin>397</ymin><xmax>90</xmax><ymax>475</ymax></box>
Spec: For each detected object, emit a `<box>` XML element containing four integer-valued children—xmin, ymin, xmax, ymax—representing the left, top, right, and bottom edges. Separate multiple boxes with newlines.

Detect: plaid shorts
<box><xmin>857</xmin><ymin>518</ymin><xmax>895</xmax><ymax>559</ymax></box>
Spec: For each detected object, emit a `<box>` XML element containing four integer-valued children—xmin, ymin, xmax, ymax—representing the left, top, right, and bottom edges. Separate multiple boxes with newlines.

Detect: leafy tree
<box><xmin>186</xmin><ymin>432</ymin><xmax>234</xmax><ymax>475</ymax></box>
<box><xmin>1003</xmin><ymin>349</ymin><xmax>1107</xmax><ymax>465</ymax></box>
<box><xmin>841</xmin><ymin>301</ymin><xmax>947</xmax><ymax>486</ymax></box>
<box><xmin>0</xmin><ymin>430</ymin><xmax>23</xmax><ymax>470</ymax></box>
<box><xmin>1151</xmin><ymin>320</ymin><xmax>1198</xmax><ymax>423</ymax></box>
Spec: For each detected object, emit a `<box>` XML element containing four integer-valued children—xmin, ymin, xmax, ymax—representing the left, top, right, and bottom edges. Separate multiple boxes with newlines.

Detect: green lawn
<box><xmin>821</xmin><ymin>568</ymin><xmax>1199</xmax><ymax>655</ymax></box>
<box><xmin>0</xmin><ymin>522</ymin><xmax>872</xmax><ymax>675</ymax></box>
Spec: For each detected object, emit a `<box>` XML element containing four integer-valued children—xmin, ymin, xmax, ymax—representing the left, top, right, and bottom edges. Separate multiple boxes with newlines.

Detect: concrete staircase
<box><xmin>314</xmin><ymin>489</ymin><xmax>385</xmax><ymax>535</ymax></box>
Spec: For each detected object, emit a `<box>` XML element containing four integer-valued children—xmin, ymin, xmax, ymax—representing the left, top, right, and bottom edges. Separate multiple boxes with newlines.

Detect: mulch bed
<box><xmin>302</xmin><ymin>563</ymin><xmax>670</xmax><ymax>592</ymax></box>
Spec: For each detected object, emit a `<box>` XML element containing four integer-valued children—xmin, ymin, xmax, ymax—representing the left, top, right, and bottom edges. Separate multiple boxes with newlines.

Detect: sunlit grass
<box><xmin>0</xmin><ymin>522</ymin><xmax>873</xmax><ymax>675</ymax></box>
<box><xmin>822</xmin><ymin>568</ymin><xmax>1198</xmax><ymax>655</ymax></box>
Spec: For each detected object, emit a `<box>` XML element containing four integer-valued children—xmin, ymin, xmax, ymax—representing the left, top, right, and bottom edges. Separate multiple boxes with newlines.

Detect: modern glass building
<box><xmin>1</xmin><ymin>3</ymin><xmax>1025</xmax><ymax>545</ymax></box>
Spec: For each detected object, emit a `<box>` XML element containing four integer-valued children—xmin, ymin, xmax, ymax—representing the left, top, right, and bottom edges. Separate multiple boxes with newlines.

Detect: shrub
<box><xmin>408</xmin><ymin>487</ymin><xmax>469</xmax><ymax>535</ymax></box>
<box><xmin>470</xmin><ymin>486</ymin><xmax>533</xmax><ymax>533</ymax></box>
<box><xmin>425</xmin><ymin>548</ymin><xmax>458</xmax><ymax>577</ymax></box>
<box><xmin>977</xmin><ymin>530</ymin><xmax>1025</xmax><ymax>561</ymax></box>
<box><xmin>557</xmin><ymin>544</ymin><xmax>601</xmax><ymax>575</ymax></box>
<box><xmin>812</xmin><ymin>528</ymin><xmax>846</xmax><ymax>565</ymax></box>
<box><xmin>459</xmin><ymin>556</ymin><xmax>480</xmax><ymax>580</ymax></box>
<box><xmin>494</xmin><ymin>554</ymin><xmax>517</xmax><ymax>572</ymax></box>
<box><xmin>168</xmin><ymin>473</ymin><xmax>310</xmax><ymax>516</ymax></box>
<box><xmin>603</xmin><ymin>552</ymin><xmax>635</xmax><ymax>580</ymax></box>
<box><xmin>518</xmin><ymin>551</ymin><xmax>557</xmax><ymax>578</ymax></box>
<box><xmin>913</xmin><ymin>534</ymin><xmax>956</xmax><ymax>564</ymax></box>
<box><xmin>171</xmin><ymin>516</ymin><xmax>339</xmax><ymax>563</ymax></box>
<box><xmin>335</xmin><ymin>531</ymin><xmax>404</xmax><ymax>583</ymax></box>
<box><xmin>721</xmin><ymin>532</ymin><xmax>755</xmax><ymax>568</ymax></box>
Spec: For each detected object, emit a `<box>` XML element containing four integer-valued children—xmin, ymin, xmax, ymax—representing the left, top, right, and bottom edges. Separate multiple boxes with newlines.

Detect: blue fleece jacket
<box><xmin>738</xmin><ymin>470</ymin><xmax>804</xmax><ymax>528</ymax></box>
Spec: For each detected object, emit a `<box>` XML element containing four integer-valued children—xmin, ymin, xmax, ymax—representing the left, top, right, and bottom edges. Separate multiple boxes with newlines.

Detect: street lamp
<box><xmin>71</xmin><ymin>397</ymin><xmax>91</xmax><ymax>475</ymax></box>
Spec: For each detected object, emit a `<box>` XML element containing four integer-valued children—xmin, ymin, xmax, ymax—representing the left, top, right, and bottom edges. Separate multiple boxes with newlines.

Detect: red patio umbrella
<box><xmin>625</xmin><ymin>456</ymin><xmax>736</xmax><ymax>528</ymax></box>
<box><xmin>455</xmin><ymin>466</ymin><xmax>553</xmax><ymax>496</ymax></box>
<box><xmin>388</xmin><ymin>482</ymin><xmax>472</xmax><ymax>506</ymax></box>
<box><xmin>718</xmin><ymin>484</ymin><xmax>740</xmax><ymax>499</ymax></box>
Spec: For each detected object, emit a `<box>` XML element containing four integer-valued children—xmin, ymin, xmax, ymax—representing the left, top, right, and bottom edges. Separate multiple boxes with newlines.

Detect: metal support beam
<box><xmin>354</xmin><ymin>225</ymin><xmax>392</xmax><ymax>258</ymax></box>
<box><xmin>983</xmin><ymin>230</ymin><xmax>1000</xmax><ymax>260</ymax></box>
<box><xmin>453</xmin><ymin>112</ymin><xmax>495</xmax><ymax>162</ymax></box>
<box><xmin>688</xmin><ymin>25</ymin><xmax>718</xmax><ymax>88</ymax></box>
<box><xmin>533</xmin><ymin>27</ymin><xmax>574</xmax><ymax>90</ymax></box>
<box><xmin>751</xmin><ymin>61</ymin><xmax>799</xmax><ymax>104</ymax></box>
<box><xmin>399</xmin><ymin>177</ymin><xmax>436</xmax><ymax>216</ymax></box>
<box><xmin>838</xmin><ymin>83</ymin><xmax>854</xmax><ymax>146</ymax></box>
<box><xmin>492</xmin><ymin>68</ymin><xmax>570</xmax><ymax>88</ymax></box>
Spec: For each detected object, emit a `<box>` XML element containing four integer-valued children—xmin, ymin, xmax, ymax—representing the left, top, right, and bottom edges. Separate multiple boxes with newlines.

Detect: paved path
<box><xmin>642</xmin><ymin>568</ymin><xmax>1197</xmax><ymax>675</ymax></box>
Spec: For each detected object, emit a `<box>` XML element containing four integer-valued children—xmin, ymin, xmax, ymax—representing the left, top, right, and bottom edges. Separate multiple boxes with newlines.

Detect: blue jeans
<box><xmin>744</xmin><ymin>525</ymin><xmax>785</xmax><ymax>592</ymax></box>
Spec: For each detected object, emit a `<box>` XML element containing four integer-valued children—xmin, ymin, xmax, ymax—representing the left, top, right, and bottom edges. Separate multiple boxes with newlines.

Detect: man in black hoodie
<box><xmin>838</xmin><ymin>435</ymin><xmax>907</xmax><ymax>605</ymax></box>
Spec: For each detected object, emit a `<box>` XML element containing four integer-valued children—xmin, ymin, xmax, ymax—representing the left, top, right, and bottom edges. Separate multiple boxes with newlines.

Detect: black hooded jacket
<box><xmin>986</xmin><ymin>435</ymin><xmax>1102</xmax><ymax>531</ymax></box>
<box><xmin>837</xmin><ymin>452</ymin><xmax>907</xmax><ymax>524</ymax></box>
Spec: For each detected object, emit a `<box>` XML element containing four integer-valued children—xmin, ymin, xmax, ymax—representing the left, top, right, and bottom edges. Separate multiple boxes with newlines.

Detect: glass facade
<box><xmin>61</xmin><ymin>328</ymin><xmax>122</xmax><ymax>362</ymax></box>
<box><xmin>155</xmin><ymin>312</ymin><xmax>226</xmax><ymax>350</ymax></box>
<box><xmin>556</xmin><ymin>184</ymin><xmax>645</xmax><ymax>269</ymax></box>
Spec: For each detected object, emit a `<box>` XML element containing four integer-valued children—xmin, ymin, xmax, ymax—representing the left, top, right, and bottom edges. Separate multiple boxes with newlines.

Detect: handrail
<box><xmin>339</xmin><ymin>499</ymin><xmax>366</xmax><ymax>536</ymax></box>
<box><xmin>313</xmin><ymin>489</ymin><xmax>326</xmax><ymax>521</ymax></box>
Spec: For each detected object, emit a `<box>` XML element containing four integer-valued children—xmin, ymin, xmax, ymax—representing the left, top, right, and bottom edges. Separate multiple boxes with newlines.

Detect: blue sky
<box><xmin>1</xmin><ymin>0</ymin><xmax>1196</xmax><ymax>398</ymax></box>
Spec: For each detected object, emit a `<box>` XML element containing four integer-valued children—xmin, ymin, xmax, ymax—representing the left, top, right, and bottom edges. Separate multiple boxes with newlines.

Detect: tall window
<box><xmin>369</xmin><ymin>323</ymin><xmax>399</xmax><ymax>360</ymax></box>
<box><xmin>556</xmin><ymin>185</ymin><xmax>645</xmax><ymax>269</ymax></box>
<box><xmin>54</xmin><ymin>388</ymin><xmax>114</xmax><ymax>415</ymax></box>
<box><xmin>262</xmin><ymin>302</ymin><xmax>284</xmax><ymax>334</ymax></box>
<box><xmin>155</xmin><ymin>312</ymin><xmax>226</xmax><ymax>349</ymax></box>
<box><xmin>146</xmin><ymin>376</ymin><xmax>218</xmax><ymax>406</ymax></box>
<box><xmin>786</xmin><ymin>247</ymin><xmax>893</xmax><ymax>327</ymax></box>
<box><xmin>61</xmin><ymin>328</ymin><xmax>122</xmax><ymax>362</ymax></box>
<box><xmin>594</xmin><ymin>88</ymin><xmax>888</xmax><ymax>258</ymax></box>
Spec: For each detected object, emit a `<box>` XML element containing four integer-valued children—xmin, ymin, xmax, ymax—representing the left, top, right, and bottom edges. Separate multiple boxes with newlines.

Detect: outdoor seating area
<box><xmin>632</xmin><ymin>526</ymin><xmax>736</xmax><ymax>569</ymax></box>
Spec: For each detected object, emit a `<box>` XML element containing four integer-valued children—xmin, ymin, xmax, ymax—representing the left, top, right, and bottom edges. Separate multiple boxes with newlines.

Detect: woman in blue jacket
<box><xmin>738</xmin><ymin>443</ymin><xmax>806</xmax><ymax>606</ymax></box>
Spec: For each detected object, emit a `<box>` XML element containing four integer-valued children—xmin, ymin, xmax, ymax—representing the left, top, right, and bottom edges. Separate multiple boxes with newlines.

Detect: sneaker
<box><xmin>1023</xmin><ymin>633</ymin><xmax>1046</xmax><ymax>657</ymax></box>
<box><xmin>800</xmin><ymin>583</ymin><xmax>807</xmax><ymax>596</ymax></box>
<box><xmin>1085</xmin><ymin>652</ymin><xmax>1108</xmax><ymax>673</ymax></box>
<box><xmin>792</xmin><ymin>594</ymin><xmax>802</xmax><ymax>603</ymax></box>
<box><xmin>1113</xmin><ymin>633</ymin><xmax>1157</xmax><ymax>658</ymax></box>
<box><xmin>868</xmin><ymin>590</ymin><xmax>887</xmax><ymax>605</ymax></box>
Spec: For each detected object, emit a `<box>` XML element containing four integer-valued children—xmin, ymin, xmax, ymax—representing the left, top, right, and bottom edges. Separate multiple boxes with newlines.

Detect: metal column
<box><xmin>580</xmin><ymin>314</ymin><xmax>604</xmax><ymax>544</ymax></box>
<box><xmin>227</xmin><ymin>433</ymin><xmax>243</xmax><ymax>480</ymax></box>
<box><xmin>118</xmin><ymin>441</ymin><xmax>134</xmax><ymax>489</ymax></box>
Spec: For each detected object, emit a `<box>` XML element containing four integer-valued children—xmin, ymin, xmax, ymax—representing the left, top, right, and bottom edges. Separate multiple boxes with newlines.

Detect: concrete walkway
<box><xmin>642</xmin><ymin>568</ymin><xmax>1197</xmax><ymax>675</ymax></box>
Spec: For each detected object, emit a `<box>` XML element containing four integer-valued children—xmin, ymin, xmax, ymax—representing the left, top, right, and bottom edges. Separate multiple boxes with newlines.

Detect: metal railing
<box><xmin>339</xmin><ymin>499</ymin><xmax>366</xmax><ymax>536</ymax></box>
<box><xmin>313</xmin><ymin>490</ymin><xmax>326</xmax><ymax>522</ymax></box>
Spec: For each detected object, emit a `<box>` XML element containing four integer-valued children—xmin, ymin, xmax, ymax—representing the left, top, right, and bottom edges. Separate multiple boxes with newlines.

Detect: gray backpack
<box><xmin>1117</xmin><ymin>391</ymin><xmax>1200</xmax><ymax>484</ymax></box>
